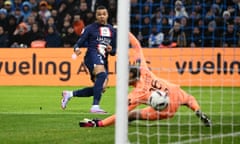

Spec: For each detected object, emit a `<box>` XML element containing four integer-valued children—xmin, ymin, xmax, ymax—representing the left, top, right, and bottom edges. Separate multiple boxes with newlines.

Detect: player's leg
<box><xmin>61</xmin><ymin>73</ymin><xmax>106</xmax><ymax>110</ymax></box>
<box><xmin>61</xmin><ymin>56</ymin><xmax>98</xmax><ymax>110</ymax></box>
<box><xmin>90</xmin><ymin>64</ymin><xmax>108</xmax><ymax>113</ymax></box>
<box><xmin>61</xmin><ymin>74</ymin><xmax>95</xmax><ymax>110</ymax></box>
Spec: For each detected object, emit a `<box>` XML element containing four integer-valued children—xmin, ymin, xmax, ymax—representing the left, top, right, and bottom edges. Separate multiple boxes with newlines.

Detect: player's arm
<box><xmin>129</xmin><ymin>32</ymin><xmax>148</xmax><ymax>69</ymax></box>
<box><xmin>108</xmin><ymin>29</ymin><xmax>117</xmax><ymax>56</ymax></box>
<box><xmin>73</xmin><ymin>28</ymin><xmax>89</xmax><ymax>55</ymax></box>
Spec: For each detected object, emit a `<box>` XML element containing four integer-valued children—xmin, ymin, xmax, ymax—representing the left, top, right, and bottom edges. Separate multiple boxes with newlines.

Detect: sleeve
<box><xmin>109</xmin><ymin>29</ymin><xmax>117</xmax><ymax>56</ymax></box>
<box><xmin>73</xmin><ymin>27</ymin><xmax>89</xmax><ymax>49</ymax></box>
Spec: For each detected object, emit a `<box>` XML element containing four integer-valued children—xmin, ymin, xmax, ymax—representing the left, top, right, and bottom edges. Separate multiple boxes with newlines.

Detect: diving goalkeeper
<box><xmin>79</xmin><ymin>33</ymin><xmax>212</xmax><ymax>127</ymax></box>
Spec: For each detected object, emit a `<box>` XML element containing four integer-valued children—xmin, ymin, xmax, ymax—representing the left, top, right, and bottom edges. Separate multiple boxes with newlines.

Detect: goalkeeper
<box><xmin>79</xmin><ymin>33</ymin><xmax>211</xmax><ymax>127</ymax></box>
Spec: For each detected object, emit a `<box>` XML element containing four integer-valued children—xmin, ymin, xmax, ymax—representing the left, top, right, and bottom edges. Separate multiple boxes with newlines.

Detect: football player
<box><xmin>61</xmin><ymin>5</ymin><xmax>116</xmax><ymax>113</ymax></box>
<box><xmin>79</xmin><ymin>33</ymin><xmax>211</xmax><ymax>127</ymax></box>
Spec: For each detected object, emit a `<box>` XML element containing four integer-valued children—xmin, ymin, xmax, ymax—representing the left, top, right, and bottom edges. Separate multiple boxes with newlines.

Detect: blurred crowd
<box><xmin>131</xmin><ymin>0</ymin><xmax>240</xmax><ymax>48</ymax></box>
<box><xmin>0</xmin><ymin>0</ymin><xmax>240</xmax><ymax>48</ymax></box>
<box><xmin>0</xmin><ymin>0</ymin><xmax>117</xmax><ymax>48</ymax></box>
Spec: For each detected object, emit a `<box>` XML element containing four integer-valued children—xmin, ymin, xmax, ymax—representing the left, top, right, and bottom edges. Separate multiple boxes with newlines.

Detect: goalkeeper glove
<box><xmin>79</xmin><ymin>118</ymin><xmax>102</xmax><ymax>127</ymax></box>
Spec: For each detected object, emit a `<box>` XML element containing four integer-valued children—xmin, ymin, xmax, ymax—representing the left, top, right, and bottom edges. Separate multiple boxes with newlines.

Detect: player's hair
<box><xmin>96</xmin><ymin>5</ymin><xmax>107</xmax><ymax>11</ymax></box>
<box><xmin>129</xmin><ymin>66</ymin><xmax>141</xmax><ymax>81</ymax></box>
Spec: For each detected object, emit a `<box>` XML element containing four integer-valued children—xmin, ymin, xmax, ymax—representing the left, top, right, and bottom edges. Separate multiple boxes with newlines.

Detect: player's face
<box><xmin>129</xmin><ymin>72</ymin><xmax>137</xmax><ymax>85</ymax></box>
<box><xmin>96</xmin><ymin>9</ymin><xmax>108</xmax><ymax>25</ymax></box>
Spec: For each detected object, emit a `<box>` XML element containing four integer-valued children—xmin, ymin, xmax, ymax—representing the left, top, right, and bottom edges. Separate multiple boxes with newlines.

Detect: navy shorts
<box><xmin>84</xmin><ymin>53</ymin><xmax>108</xmax><ymax>82</ymax></box>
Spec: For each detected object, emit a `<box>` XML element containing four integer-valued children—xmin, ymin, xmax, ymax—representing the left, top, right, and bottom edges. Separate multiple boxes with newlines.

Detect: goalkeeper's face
<box><xmin>129</xmin><ymin>66</ymin><xmax>140</xmax><ymax>85</ymax></box>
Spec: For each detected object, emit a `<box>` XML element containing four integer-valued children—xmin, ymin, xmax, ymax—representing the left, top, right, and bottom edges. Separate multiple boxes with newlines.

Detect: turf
<box><xmin>0</xmin><ymin>86</ymin><xmax>239</xmax><ymax>144</ymax></box>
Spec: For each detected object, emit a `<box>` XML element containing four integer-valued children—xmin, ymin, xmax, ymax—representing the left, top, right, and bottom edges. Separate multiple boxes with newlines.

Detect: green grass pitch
<box><xmin>0</xmin><ymin>86</ymin><xmax>239</xmax><ymax>144</ymax></box>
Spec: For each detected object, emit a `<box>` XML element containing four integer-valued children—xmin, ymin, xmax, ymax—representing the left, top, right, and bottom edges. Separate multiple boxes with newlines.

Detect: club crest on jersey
<box><xmin>99</xmin><ymin>27</ymin><xmax>111</xmax><ymax>37</ymax></box>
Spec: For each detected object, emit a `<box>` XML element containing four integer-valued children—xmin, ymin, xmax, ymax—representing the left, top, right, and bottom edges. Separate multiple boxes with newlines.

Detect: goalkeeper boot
<box><xmin>196</xmin><ymin>110</ymin><xmax>212</xmax><ymax>127</ymax></box>
<box><xmin>61</xmin><ymin>90</ymin><xmax>72</xmax><ymax>110</ymax></box>
<box><xmin>79</xmin><ymin>118</ymin><xmax>101</xmax><ymax>127</ymax></box>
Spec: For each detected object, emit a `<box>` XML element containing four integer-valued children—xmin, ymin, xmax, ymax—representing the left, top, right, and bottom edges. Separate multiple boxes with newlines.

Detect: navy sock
<box><xmin>73</xmin><ymin>87</ymin><xmax>93</xmax><ymax>97</ymax></box>
<box><xmin>93</xmin><ymin>72</ymin><xmax>107</xmax><ymax>105</ymax></box>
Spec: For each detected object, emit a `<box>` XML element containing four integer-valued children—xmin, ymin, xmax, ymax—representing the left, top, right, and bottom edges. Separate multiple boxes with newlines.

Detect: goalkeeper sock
<box><xmin>93</xmin><ymin>72</ymin><xmax>107</xmax><ymax>105</ymax></box>
<box><xmin>96</xmin><ymin>119</ymin><xmax>103</xmax><ymax>127</ymax></box>
<box><xmin>73</xmin><ymin>87</ymin><xmax>93</xmax><ymax>97</ymax></box>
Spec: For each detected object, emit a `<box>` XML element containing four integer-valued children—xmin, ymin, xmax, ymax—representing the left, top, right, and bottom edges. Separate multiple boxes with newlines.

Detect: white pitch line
<box><xmin>0</xmin><ymin>111</ymin><xmax>111</xmax><ymax>115</ymax></box>
<box><xmin>171</xmin><ymin>132</ymin><xmax>240</xmax><ymax>144</ymax></box>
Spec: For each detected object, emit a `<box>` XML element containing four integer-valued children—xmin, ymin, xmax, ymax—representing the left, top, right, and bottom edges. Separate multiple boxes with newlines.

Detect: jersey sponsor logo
<box><xmin>99</xmin><ymin>27</ymin><xmax>111</xmax><ymax>37</ymax></box>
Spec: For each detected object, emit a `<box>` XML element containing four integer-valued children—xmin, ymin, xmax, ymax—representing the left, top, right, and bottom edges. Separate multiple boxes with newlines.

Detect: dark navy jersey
<box><xmin>74</xmin><ymin>22</ymin><xmax>116</xmax><ymax>58</ymax></box>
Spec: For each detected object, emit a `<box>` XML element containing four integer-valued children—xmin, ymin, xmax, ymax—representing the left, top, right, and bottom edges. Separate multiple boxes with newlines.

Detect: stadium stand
<box><xmin>0</xmin><ymin>0</ymin><xmax>239</xmax><ymax>48</ymax></box>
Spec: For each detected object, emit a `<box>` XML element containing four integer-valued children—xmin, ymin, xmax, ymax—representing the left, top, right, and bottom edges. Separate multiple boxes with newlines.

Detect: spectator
<box><xmin>11</xmin><ymin>0</ymin><xmax>23</xmax><ymax>11</ymax></box>
<box><xmin>11</xmin><ymin>7</ymin><xmax>23</xmax><ymax>24</ymax></box>
<box><xmin>130</xmin><ymin>0</ymin><xmax>141</xmax><ymax>36</ymax></box>
<box><xmin>218</xmin><ymin>10</ymin><xmax>233</xmax><ymax>35</ymax></box>
<box><xmin>234</xmin><ymin>16</ymin><xmax>240</xmax><ymax>35</ymax></box>
<box><xmin>148</xmin><ymin>26</ymin><xmax>164</xmax><ymax>48</ymax></box>
<box><xmin>168</xmin><ymin>9</ymin><xmax>176</xmax><ymax>26</ymax></box>
<box><xmin>31</xmin><ymin>8</ymin><xmax>45</xmax><ymax>32</ymax></box>
<box><xmin>84</xmin><ymin>11</ymin><xmax>94</xmax><ymax>26</ymax></box>
<box><xmin>38</xmin><ymin>0</ymin><xmax>51</xmax><ymax>25</ymax></box>
<box><xmin>142</xmin><ymin>2</ymin><xmax>152</xmax><ymax>16</ymax></box>
<box><xmin>65</xmin><ymin>0</ymin><xmax>78</xmax><ymax>15</ymax></box>
<box><xmin>21</xmin><ymin>1</ymin><xmax>32</xmax><ymax>22</ymax></box>
<box><xmin>0</xmin><ymin>26</ymin><xmax>9</xmax><ymax>47</ymax></box>
<box><xmin>57</xmin><ymin>1</ymin><xmax>68</xmax><ymax>29</ymax></box>
<box><xmin>72</xmin><ymin>14</ymin><xmax>85</xmax><ymax>36</ymax></box>
<box><xmin>175</xmin><ymin>0</ymin><xmax>189</xmax><ymax>19</ymax></box>
<box><xmin>108</xmin><ymin>0</ymin><xmax>117</xmax><ymax>25</ymax></box>
<box><xmin>60</xmin><ymin>18</ymin><xmax>71</xmax><ymax>38</ymax></box>
<box><xmin>28</xmin><ymin>23</ymin><xmax>45</xmax><ymax>44</ymax></box>
<box><xmin>45</xmin><ymin>25</ymin><xmax>62</xmax><ymax>47</ymax></box>
<box><xmin>222</xmin><ymin>23</ymin><xmax>239</xmax><ymax>47</ymax></box>
<box><xmin>3</xmin><ymin>0</ymin><xmax>13</xmax><ymax>13</ymax></box>
<box><xmin>10</xmin><ymin>22</ymin><xmax>30</xmax><ymax>48</ymax></box>
<box><xmin>222</xmin><ymin>10</ymin><xmax>232</xmax><ymax>23</ymax></box>
<box><xmin>228</xmin><ymin>0</ymin><xmax>240</xmax><ymax>17</ymax></box>
<box><xmin>203</xmin><ymin>20</ymin><xmax>221</xmax><ymax>47</ymax></box>
<box><xmin>76</xmin><ymin>2</ymin><xmax>90</xmax><ymax>25</ymax></box>
<box><xmin>160</xmin><ymin>16</ymin><xmax>171</xmax><ymax>36</ymax></box>
<box><xmin>205</xmin><ymin>4</ymin><xmax>221</xmax><ymax>21</ymax></box>
<box><xmin>26</xmin><ymin>15</ymin><xmax>36</xmax><ymax>29</ymax></box>
<box><xmin>62</xmin><ymin>26</ymin><xmax>78</xmax><ymax>47</ymax></box>
<box><xmin>29</xmin><ymin>0</ymin><xmax>38</xmax><ymax>10</ymax></box>
<box><xmin>45</xmin><ymin>16</ymin><xmax>56</xmax><ymax>32</ymax></box>
<box><xmin>49</xmin><ymin>8</ymin><xmax>60</xmax><ymax>30</ymax></box>
<box><xmin>5</xmin><ymin>15</ymin><xmax>17</xmax><ymax>43</ymax></box>
<box><xmin>190</xmin><ymin>1</ymin><xmax>202</xmax><ymax>20</ymax></box>
<box><xmin>0</xmin><ymin>8</ymin><xmax>8</xmax><ymax>29</ymax></box>
<box><xmin>141</xmin><ymin>16</ymin><xmax>152</xmax><ymax>47</ymax></box>
<box><xmin>169</xmin><ymin>21</ymin><xmax>187</xmax><ymax>47</ymax></box>
<box><xmin>189</xmin><ymin>27</ymin><xmax>202</xmax><ymax>47</ymax></box>
<box><xmin>46</xmin><ymin>0</ymin><xmax>60</xmax><ymax>10</ymax></box>
<box><xmin>179</xmin><ymin>16</ymin><xmax>191</xmax><ymax>44</ymax></box>
<box><xmin>151</xmin><ymin>9</ymin><xmax>162</xmax><ymax>31</ymax></box>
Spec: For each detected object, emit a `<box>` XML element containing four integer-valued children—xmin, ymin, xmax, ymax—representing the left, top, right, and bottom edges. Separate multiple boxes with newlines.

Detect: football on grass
<box><xmin>148</xmin><ymin>90</ymin><xmax>169</xmax><ymax>111</ymax></box>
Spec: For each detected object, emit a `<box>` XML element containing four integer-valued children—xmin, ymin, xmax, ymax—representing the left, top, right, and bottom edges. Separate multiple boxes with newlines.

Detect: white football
<box><xmin>148</xmin><ymin>90</ymin><xmax>169</xmax><ymax>111</ymax></box>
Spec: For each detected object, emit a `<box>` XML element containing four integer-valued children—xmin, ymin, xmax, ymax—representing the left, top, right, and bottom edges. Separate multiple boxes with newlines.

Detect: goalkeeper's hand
<box><xmin>79</xmin><ymin>118</ymin><xmax>101</xmax><ymax>127</ymax></box>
